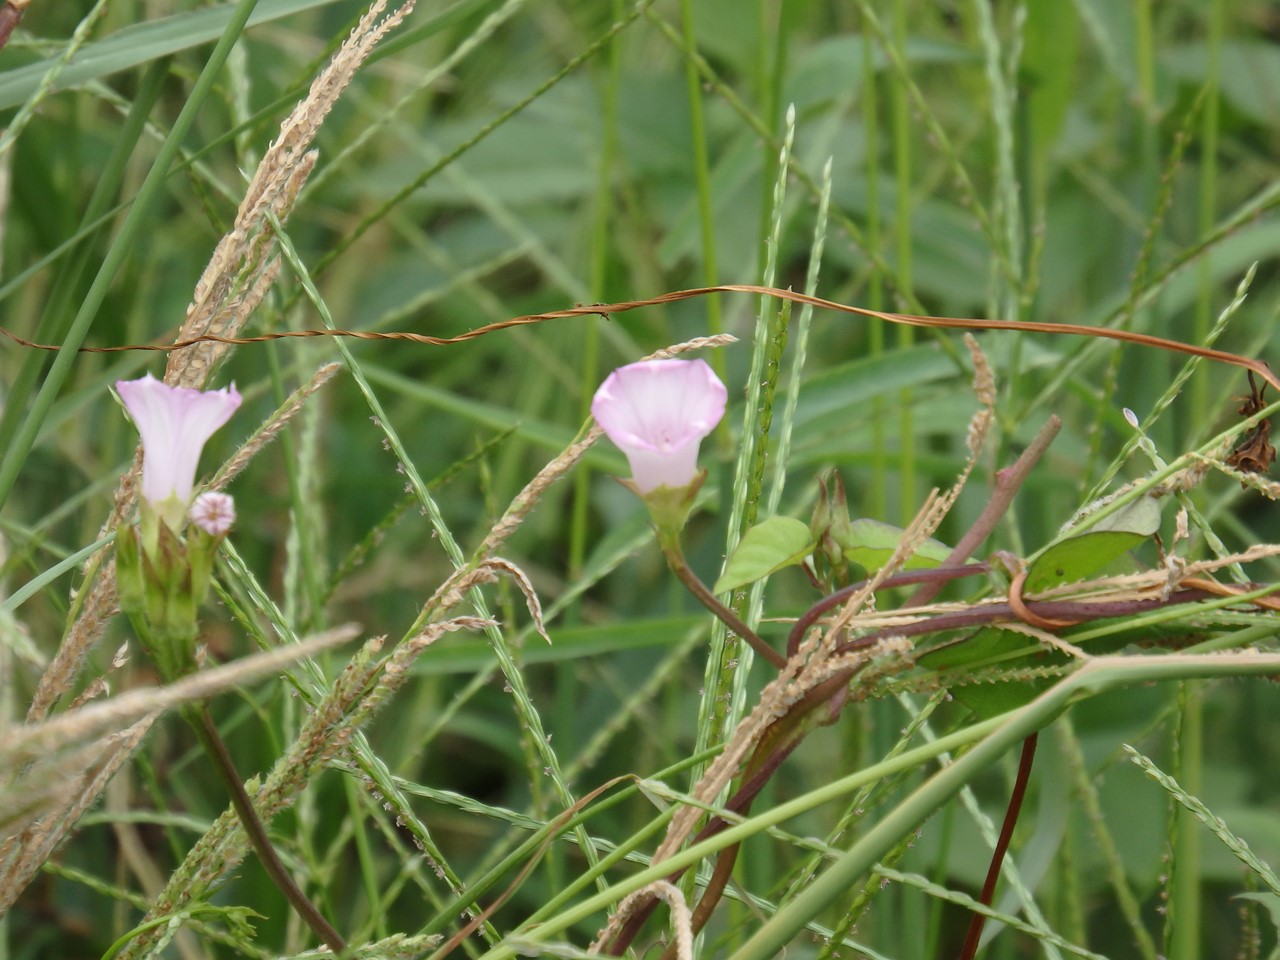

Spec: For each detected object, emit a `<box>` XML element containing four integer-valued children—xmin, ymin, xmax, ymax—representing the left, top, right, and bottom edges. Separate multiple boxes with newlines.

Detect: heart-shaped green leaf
<box><xmin>713</xmin><ymin>516</ymin><xmax>815</xmax><ymax>594</ymax></box>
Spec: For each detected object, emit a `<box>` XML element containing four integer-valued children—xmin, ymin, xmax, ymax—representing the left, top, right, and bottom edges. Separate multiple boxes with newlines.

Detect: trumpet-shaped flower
<box><xmin>116</xmin><ymin>374</ymin><xmax>242</xmax><ymax>514</ymax></box>
<box><xmin>590</xmin><ymin>358</ymin><xmax>726</xmax><ymax>494</ymax></box>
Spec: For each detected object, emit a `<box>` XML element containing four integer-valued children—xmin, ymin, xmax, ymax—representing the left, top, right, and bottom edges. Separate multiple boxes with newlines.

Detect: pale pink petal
<box><xmin>116</xmin><ymin>374</ymin><xmax>242</xmax><ymax>506</ymax></box>
<box><xmin>591</xmin><ymin>359</ymin><xmax>726</xmax><ymax>492</ymax></box>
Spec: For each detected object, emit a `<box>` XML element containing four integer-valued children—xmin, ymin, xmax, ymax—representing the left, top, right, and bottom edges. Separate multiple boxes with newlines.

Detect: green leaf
<box><xmin>836</xmin><ymin>518</ymin><xmax>952</xmax><ymax>575</ymax></box>
<box><xmin>918</xmin><ymin>627</ymin><xmax>1036</xmax><ymax>672</ymax></box>
<box><xmin>952</xmin><ymin>677</ymin><xmax>1054</xmax><ymax>719</ymax></box>
<box><xmin>919</xmin><ymin>628</ymin><xmax>1054</xmax><ymax>718</ymax></box>
<box><xmin>713</xmin><ymin>516</ymin><xmax>814</xmax><ymax>594</ymax></box>
<box><xmin>1024</xmin><ymin>0</ymin><xmax>1080</xmax><ymax>151</ymax></box>
<box><xmin>1025</xmin><ymin>495</ymin><xmax>1160</xmax><ymax>593</ymax></box>
<box><xmin>0</xmin><ymin>0</ymin><xmax>347</xmax><ymax>111</ymax></box>
<box><xmin>1235</xmin><ymin>892</ymin><xmax>1280</xmax><ymax>952</ymax></box>
<box><xmin>1091</xmin><ymin>494</ymin><xmax>1162</xmax><ymax>536</ymax></box>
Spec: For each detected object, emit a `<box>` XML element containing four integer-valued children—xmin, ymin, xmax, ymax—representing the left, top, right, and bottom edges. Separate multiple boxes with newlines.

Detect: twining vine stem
<box><xmin>3</xmin><ymin>284</ymin><xmax>1276</xmax><ymax>394</ymax></box>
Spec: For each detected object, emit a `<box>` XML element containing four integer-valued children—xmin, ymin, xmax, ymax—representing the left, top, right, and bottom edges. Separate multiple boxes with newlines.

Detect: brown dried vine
<box><xmin>2</xmin><ymin>283</ymin><xmax>1277</xmax><ymax>395</ymax></box>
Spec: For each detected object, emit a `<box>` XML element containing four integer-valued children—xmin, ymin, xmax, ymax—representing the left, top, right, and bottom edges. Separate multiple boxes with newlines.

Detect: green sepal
<box><xmin>636</xmin><ymin>469</ymin><xmax>706</xmax><ymax>541</ymax></box>
<box><xmin>135</xmin><ymin>522</ymin><xmax>199</xmax><ymax>681</ymax></box>
<box><xmin>188</xmin><ymin>526</ymin><xmax>218</xmax><ymax>606</ymax></box>
<box><xmin>153</xmin><ymin>493</ymin><xmax>188</xmax><ymax>537</ymax></box>
<box><xmin>115</xmin><ymin>524</ymin><xmax>146</xmax><ymax>620</ymax></box>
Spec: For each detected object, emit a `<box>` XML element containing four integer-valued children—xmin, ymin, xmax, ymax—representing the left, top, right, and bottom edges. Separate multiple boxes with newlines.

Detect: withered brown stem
<box><xmin>787</xmin><ymin>564</ymin><xmax>990</xmax><ymax>658</ymax></box>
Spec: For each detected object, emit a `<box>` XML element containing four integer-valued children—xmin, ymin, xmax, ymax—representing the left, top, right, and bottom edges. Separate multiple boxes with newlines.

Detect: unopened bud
<box><xmin>189</xmin><ymin>492</ymin><xmax>235</xmax><ymax>536</ymax></box>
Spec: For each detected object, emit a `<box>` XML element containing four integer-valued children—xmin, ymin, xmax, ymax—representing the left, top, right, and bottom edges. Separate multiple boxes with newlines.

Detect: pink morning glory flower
<box><xmin>590</xmin><ymin>358</ymin><xmax>727</xmax><ymax>493</ymax></box>
<box><xmin>115</xmin><ymin>374</ymin><xmax>242</xmax><ymax>512</ymax></box>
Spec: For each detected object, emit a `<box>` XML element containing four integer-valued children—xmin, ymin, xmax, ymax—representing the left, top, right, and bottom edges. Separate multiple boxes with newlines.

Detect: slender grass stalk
<box><xmin>555</xmin><ymin>0</ymin><xmax>626</xmax><ymax>892</ymax></box>
<box><xmin>973</xmin><ymin>0</ymin><xmax>1024</xmax><ymax>325</ymax></box>
<box><xmin>678</xmin><ymin>0</ymin><xmax>724</xmax><ymax>389</ymax></box>
<box><xmin>764</xmin><ymin>158</ymin><xmax>832</xmax><ymax>519</ymax></box>
<box><xmin>567</xmin><ymin>0</ymin><xmax>624</xmax><ymax>596</ymax></box>
<box><xmin>692</xmin><ymin>110</ymin><xmax>795</xmax><ymax>790</ymax></box>
<box><xmin>265</xmin><ymin>343</ymin><xmax>327</xmax><ymax>631</ymax></box>
<box><xmin>1171</xmin><ymin>682</ymin><xmax>1204</xmax><ymax>960</ymax></box>
<box><xmin>0</xmin><ymin>0</ymin><xmax>111</xmax><ymax>159</ymax></box>
<box><xmin>1192</xmin><ymin>0</ymin><xmax>1223</xmax><ymax>422</ymax></box>
<box><xmin>889</xmin><ymin>0</ymin><xmax>915</xmax><ymax>526</ymax></box>
<box><xmin>862</xmin><ymin>24</ymin><xmax>887</xmax><ymax>519</ymax></box>
<box><xmin>1059</xmin><ymin>715</ymin><xmax>1160</xmax><ymax>960</ymax></box>
<box><xmin>298</xmin><ymin>0</ymin><xmax>533</xmax><ymax>202</ymax></box>
<box><xmin>753</xmin><ymin>0</ymin><xmax>787</xmax><ymax>278</ymax></box>
<box><xmin>343</xmin><ymin>778</ymin><xmax>386</xmax><ymax>941</ymax></box>
<box><xmin>1129</xmin><ymin>745</ymin><xmax>1280</xmax><ymax>895</ymax></box>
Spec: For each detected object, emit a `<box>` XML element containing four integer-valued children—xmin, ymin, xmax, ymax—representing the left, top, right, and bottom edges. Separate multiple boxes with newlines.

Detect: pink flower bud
<box><xmin>188</xmin><ymin>492</ymin><xmax>236</xmax><ymax>536</ymax></box>
<box><xmin>115</xmin><ymin>374</ymin><xmax>242</xmax><ymax>508</ymax></box>
<box><xmin>590</xmin><ymin>359</ymin><xmax>727</xmax><ymax>493</ymax></box>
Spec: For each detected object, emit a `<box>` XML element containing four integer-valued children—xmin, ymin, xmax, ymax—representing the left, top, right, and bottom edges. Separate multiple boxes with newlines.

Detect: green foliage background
<box><xmin>2</xmin><ymin>1</ymin><xmax>1280</xmax><ymax>958</ymax></box>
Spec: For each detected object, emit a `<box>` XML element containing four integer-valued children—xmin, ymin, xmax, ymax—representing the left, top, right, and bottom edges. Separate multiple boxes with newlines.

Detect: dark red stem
<box><xmin>958</xmin><ymin>733</ymin><xmax>1039</xmax><ymax>960</ymax></box>
<box><xmin>0</xmin><ymin>3</ymin><xmax>22</xmax><ymax>54</ymax></box>
<box><xmin>787</xmin><ymin>564</ymin><xmax>990</xmax><ymax>658</ymax></box>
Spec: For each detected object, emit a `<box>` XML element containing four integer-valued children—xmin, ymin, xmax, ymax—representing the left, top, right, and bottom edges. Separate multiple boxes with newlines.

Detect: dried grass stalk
<box><xmin>168</xmin><ymin>0</ymin><xmax>416</xmax><ymax>388</ymax></box>
<box><xmin>210</xmin><ymin>361</ymin><xmax>343</xmax><ymax>491</ymax></box>
<box><xmin>594</xmin><ymin>881</ymin><xmax>694</xmax><ymax>959</ymax></box>
<box><xmin>0</xmin><ymin>716</ymin><xmax>153</xmax><ymax>913</ymax></box>
<box><xmin>4</xmin><ymin>625</ymin><xmax>359</xmax><ymax>767</ymax></box>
